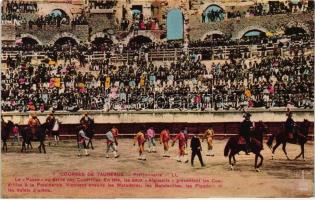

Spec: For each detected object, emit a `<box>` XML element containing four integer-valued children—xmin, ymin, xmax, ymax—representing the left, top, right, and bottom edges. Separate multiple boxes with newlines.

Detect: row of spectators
<box><xmin>120</xmin><ymin>12</ymin><xmax>160</xmax><ymax>32</ymax></box>
<box><xmin>202</xmin><ymin>2</ymin><xmax>311</xmax><ymax>23</ymax></box>
<box><xmin>1</xmin><ymin>13</ymin><xmax>23</xmax><ymax>25</ymax></box>
<box><xmin>27</xmin><ymin>13</ymin><xmax>88</xmax><ymax>29</ymax></box>
<box><xmin>6</xmin><ymin>1</ymin><xmax>38</xmax><ymax>13</ymax></box>
<box><xmin>1</xmin><ymin>53</ymin><xmax>313</xmax><ymax>112</ymax></box>
<box><xmin>89</xmin><ymin>0</ymin><xmax>116</xmax><ymax>10</ymax></box>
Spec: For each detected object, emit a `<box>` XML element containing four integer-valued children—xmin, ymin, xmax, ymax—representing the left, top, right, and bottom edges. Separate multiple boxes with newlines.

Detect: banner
<box><xmin>105</xmin><ymin>77</ymin><xmax>111</xmax><ymax>89</ymax></box>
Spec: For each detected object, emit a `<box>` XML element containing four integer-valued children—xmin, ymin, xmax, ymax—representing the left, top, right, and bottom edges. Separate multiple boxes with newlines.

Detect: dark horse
<box><xmin>21</xmin><ymin>123</ymin><xmax>49</xmax><ymax>153</ymax></box>
<box><xmin>1</xmin><ymin>119</ymin><xmax>14</xmax><ymax>152</ymax></box>
<box><xmin>224</xmin><ymin>121</ymin><xmax>269</xmax><ymax>171</ymax></box>
<box><xmin>267</xmin><ymin>119</ymin><xmax>310</xmax><ymax>160</ymax></box>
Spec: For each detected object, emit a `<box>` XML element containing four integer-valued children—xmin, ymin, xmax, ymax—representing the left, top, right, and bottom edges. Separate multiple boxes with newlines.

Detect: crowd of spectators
<box><xmin>120</xmin><ymin>12</ymin><xmax>159</xmax><ymax>32</ymax></box>
<box><xmin>202</xmin><ymin>10</ymin><xmax>224</xmax><ymax>22</ymax></box>
<box><xmin>1</xmin><ymin>50</ymin><xmax>313</xmax><ymax>112</ymax></box>
<box><xmin>6</xmin><ymin>1</ymin><xmax>37</xmax><ymax>13</ymax></box>
<box><xmin>1</xmin><ymin>13</ymin><xmax>23</xmax><ymax>25</ymax></box>
<box><xmin>27</xmin><ymin>13</ymin><xmax>88</xmax><ymax>29</ymax></box>
<box><xmin>89</xmin><ymin>0</ymin><xmax>116</xmax><ymax>10</ymax></box>
<box><xmin>202</xmin><ymin>2</ymin><xmax>311</xmax><ymax>23</ymax></box>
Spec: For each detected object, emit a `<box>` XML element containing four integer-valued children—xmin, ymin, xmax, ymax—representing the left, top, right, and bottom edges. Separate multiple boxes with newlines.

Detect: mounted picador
<box><xmin>239</xmin><ymin>112</ymin><xmax>254</xmax><ymax>155</ymax></box>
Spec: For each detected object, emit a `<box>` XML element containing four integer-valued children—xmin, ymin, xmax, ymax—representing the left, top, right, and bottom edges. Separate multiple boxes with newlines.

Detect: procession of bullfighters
<box><xmin>1</xmin><ymin>0</ymin><xmax>314</xmax><ymax>198</ymax></box>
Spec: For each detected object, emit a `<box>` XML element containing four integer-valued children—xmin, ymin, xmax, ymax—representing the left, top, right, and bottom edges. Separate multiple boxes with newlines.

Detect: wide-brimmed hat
<box><xmin>243</xmin><ymin>112</ymin><xmax>251</xmax><ymax>118</ymax></box>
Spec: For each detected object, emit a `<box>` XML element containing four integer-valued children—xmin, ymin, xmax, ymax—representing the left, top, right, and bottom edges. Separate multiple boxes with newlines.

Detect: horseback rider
<box><xmin>46</xmin><ymin>112</ymin><xmax>55</xmax><ymax>133</ymax></box>
<box><xmin>28</xmin><ymin>113</ymin><xmax>41</xmax><ymax>137</ymax></box>
<box><xmin>239</xmin><ymin>112</ymin><xmax>254</xmax><ymax>154</ymax></box>
<box><xmin>80</xmin><ymin>112</ymin><xmax>95</xmax><ymax>149</ymax></box>
<box><xmin>80</xmin><ymin>112</ymin><xmax>94</xmax><ymax>129</ymax></box>
<box><xmin>285</xmin><ymin>111</ymin><xmax>295</xmax><ymax>140</ymax></box>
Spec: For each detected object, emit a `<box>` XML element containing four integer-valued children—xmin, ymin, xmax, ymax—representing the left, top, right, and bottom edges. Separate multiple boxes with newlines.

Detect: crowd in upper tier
<box><xmin>1</xmin><ymin>49</ymin><xmax>313</xmax><ymax>112</ymax></box>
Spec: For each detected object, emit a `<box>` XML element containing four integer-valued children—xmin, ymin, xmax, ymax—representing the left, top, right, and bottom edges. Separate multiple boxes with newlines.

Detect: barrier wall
<box><xmin>2</xmin><ymin>109</ymin><xmax>313</xmax><ymax>137</ymax></box>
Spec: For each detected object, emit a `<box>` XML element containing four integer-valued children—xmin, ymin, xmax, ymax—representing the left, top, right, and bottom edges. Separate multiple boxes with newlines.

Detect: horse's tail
<box><xmin>266</xmin><ymin>133</ymin><xmax>275</xmax><ymax>148</ymax></box>
<box><xmin>224</xmin><ymin>138</ymin><xmax>232</xmax><ymax>157</ymax></box>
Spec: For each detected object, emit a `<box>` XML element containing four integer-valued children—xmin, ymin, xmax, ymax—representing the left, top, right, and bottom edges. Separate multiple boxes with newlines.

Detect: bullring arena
<box><xmin>1</xmin><ymin>110</ymin><xmax>314</xmax><ymax>197</ymax></box>
<box><xmin>1</xmin><ymin>0</ymin><xmax>315</xmax><ymax>198</ymax></box>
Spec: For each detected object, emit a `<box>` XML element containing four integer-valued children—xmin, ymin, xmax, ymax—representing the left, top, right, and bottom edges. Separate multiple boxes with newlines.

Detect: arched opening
<box><xmin>128</xmin><ymin>35</ymin><xmax>152</xmax><ymax>49</ymax></box>
<box><xmin>241</xmin><ymin>29</ymin><xmax>266</xmax><ymax>43</ymax></box>
<box><xmin>21</xmin><ymin>37</ymin><xmax>39</xmax><ymax>46</ymax></box>
<box><xmin>54</xmin><ymin>37</ymin><xmax>78</xmax><ymax>47</ymax></box>
<box><xmin>91</xmin><ymin>36</ymin><xmax>113</xmax><ymax>50</ymax></box>
<box><xmin>284</xmin><ymin>27</ymin><xmax>306</xmax><ymax>36</ymax></box>
<box><xmin>204</xmin><ymin>33</ymin><xmax>224</xmax><ymax>41</ymax></box>
<box><xmin>242</xmin><ymin>30</ymin><xmax>266</xmax><ymax>38</ymax></box>
<box><xmin>51</xmin><ymin>9</ymin><xmax>69</xmax><ymax>19</ymax></box>
<box><xmin>202</xmin><ymin>4</ymin><xmax>224</xmax><ymax>23</ymax></box>
<box><xmin>166</xmin><ymin>9</ymin><xmax>184</xmax><ymax>41</ymax></box>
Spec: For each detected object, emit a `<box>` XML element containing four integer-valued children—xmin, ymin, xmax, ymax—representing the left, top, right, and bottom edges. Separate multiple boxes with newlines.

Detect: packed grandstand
<box><xmin>1</xmin><ymin>0</ymin><xmax>314</xmax><ymax>112</ymax></box>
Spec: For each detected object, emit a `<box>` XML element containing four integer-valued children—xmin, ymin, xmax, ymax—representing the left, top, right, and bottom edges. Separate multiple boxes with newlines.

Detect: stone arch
<box><xmin>38</xmin><ymin>5</ymin><xmax>73</xmax><ymax>19</ymax></box>
<box><xmin>234</xmin><ymin>26</ymin><xmax>268</xmax><ymax>39</ymax></box>
<box><xmin>199</xmin><ymin>3</ymin><xmax>226</xmax><ymax>15</ymax></box>
<box><xmin>201</xmin><ymin>4</ymin><xmax>225</xmax><ymax>23</ymax></box>
<box><xmin>201</xmin><ymin>30</ymin><xmax>225</xmax><ymax>41</ymax></box>
<box><xmin>50</xmin><ymin>32</ymin><xmax>80</xmax><ymax>45</ymax></box>
<box><xmin>20</xmin><ymin>33</ymin><xmax>43</xmax><ymax>45</ymax></box>
<box><xmin>123</xmin><ymin>31</ymin><xmax>158</xmax><ymax>45</ymax></box>
<box><xmin>284</xmin><ymin>21</ymin><xmax>310</xmax><ymax>35</ymax></box>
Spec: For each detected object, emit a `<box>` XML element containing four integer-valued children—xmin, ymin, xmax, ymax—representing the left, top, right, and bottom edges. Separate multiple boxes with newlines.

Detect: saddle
<box><xmin>288</xmin><ymin>132</ymin><xmax>294</xmax><ymax>140</ymax></box>
<box><xmin>238</xmin><ymin>136</ymin><xmax>246</xmax><ymax>145</ymax></box>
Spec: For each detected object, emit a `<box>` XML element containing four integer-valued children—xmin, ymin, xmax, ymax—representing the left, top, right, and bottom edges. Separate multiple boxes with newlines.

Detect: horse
<box><xmin>267</xmin><ymin>119</ymin><xmax>310</xmax><ymax>161</ymax></box>
<box><xmin>20</xmin><ymin>126</ymin><xmax>33</xmax><ymax>152</ymax></box>
<box><xmin>224</xmin><ymin>121</ymin><xmax>269</xmax><ymax>172</ymax></box>
<box><xmin>1</xmin><ymin>120</ymin><xmax>14</xmax><ymax>152</ymax></box>
<box><xmin>21</xmin><ymin>123</ymin><xmax>49</xmax><ymax>153</ymax></box>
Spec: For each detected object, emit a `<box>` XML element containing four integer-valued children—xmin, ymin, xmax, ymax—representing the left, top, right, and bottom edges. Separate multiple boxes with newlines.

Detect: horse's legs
<box><xmin>3</xmin><ymin>141</ymin><xmax>8</xmax><ymax>152</ymax></box>
<box><xmin>295</xmin><ymin>143</ymin><xmax>305</xmax><ymax>160</ymax></box>
<box><xmin>41</xmin><ymin>140</ymin><xmax>46</xmax><ymax>154</ymax></box>
<box><xmin>256</xmin><ymin>153</ymin><xmax>264</xmax><ymax>169</ymax></box>
<box><xmin>229</xmin><ymin>151</ymin><xmax>235</xmax><ymax>170</ymax></box>
<box><xmin>282</xmin><ymin>142</ymin><xmax>290</xmax><ymax>160</ymax></box>
<box><xmin>87</xmin><ymin>139</ymin><xmax>94</xmax><ymax>150</ymax></box>
<box><xmin>21</xmin><ymin>141</ymin><xmax>26</xmax><ymax>152</ymax></box>
<box><xmin>38</xmin><ymin>142</ymin><xmax>42</xmax><ymax>153</ymax></box>
<box><xmin>254</xmin><ymin>154</ymin><xmax>258</xmax><ymax>169</ymax></box>
<box><xmin>302</xmin><ymin>143</ymin><xmax>305</xmax><ymax>160</ymax></box>
<box><xmin>90</xmin><ymin>140</ymin><xmax>94</xmax><ymax>150</ymax></box>
<box><xmin>272</xmin><ymin>141</ymin><xmax>281</xmax><ymax>159</ymax></box>
<box><xmin>233</xmin><ymin>155</ymin><xmax>236</xmax><ymax>164</ymax></box>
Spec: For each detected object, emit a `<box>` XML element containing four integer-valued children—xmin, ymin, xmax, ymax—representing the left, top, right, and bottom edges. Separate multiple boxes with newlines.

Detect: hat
<box><xmin>244</xmin><ymin>112</ymin><xmax>251</xmax><ymax>118</ymax></box>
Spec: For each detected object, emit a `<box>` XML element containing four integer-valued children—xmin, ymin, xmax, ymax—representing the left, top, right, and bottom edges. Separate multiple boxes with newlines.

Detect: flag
<box><xmin>140</xmin><ymin>75</ymin><xmax>145</xmax><ymax>87</ymax></box>
<box><xmin>54</xmin><ymin>78</ymin><xmax>61</xmax><ymax>88</ymax></box>
<box><xmin>105</xmin><ymin>77</ymin><xmax>111</xmax><ymax>89</ymax></box>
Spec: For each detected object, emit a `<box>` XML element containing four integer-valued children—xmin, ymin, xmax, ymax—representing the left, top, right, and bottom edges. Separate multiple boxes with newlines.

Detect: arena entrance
<box><xmin>284</xmin><ymin>27</ymin><xmax>307</xmax><ymax>36</ymax></box>
<box><xmin>203</xmin><ymin>32</ymin><xmax>224</xmax><ymax>41</ymax></box>
<box><xmin>202</xmin><ymin>4</ymin><xmax>224</xmax><ymax>23</ymax></box>
<box><xmin>128</xmin><ymin>35</ymin><xmax>152</xmax><ymax>49</ymax></box>
<box><xmin>166</xmin><ymin>9</ymin><xmax>184</xmax><ymax>41</ymax></box>
<box><xmin>91</xmin><ymin>36</ymin><xmax>113</xmax><ymax>47</ymax></box>
<box><xmin>54</xmin><ymin>37</ymin><xmax>78</xmax><ymax>47</ymax></box>
<box><xmin>21</xmin><ymin>37</ymin><xmax>39</xmax><ymax>46</ymax></box>
<box><xmin>242</xmin><ymin>30</ymin><xmax>266</xmax><ymax>41</ymax></box>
